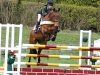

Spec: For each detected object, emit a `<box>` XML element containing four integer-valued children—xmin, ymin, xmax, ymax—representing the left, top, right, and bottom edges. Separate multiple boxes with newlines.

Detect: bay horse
<box><xmin>27</xmin><ymin>8</ymin><xmax>60</xmax><ymax>67</ymax></box>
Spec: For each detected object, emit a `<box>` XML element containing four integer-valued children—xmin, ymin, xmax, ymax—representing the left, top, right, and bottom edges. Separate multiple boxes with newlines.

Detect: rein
<box><xmin>39</xmin><ymin>28</ymin><xmax>46</xmax><ymax>41</ymax></box>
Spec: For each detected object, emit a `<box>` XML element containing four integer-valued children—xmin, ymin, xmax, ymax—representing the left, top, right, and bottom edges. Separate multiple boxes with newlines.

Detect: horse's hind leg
<box><xmin>27</xmin><ymin>49</ymin><xmax>37</xmax><ymax>68</ymax></box>
<box><xmin>27</xmin><ymin>50</ymin><xmax>33</xmax><ymax>68</ymax></box>
<box><xmin>28</xmin><ymin>30</ymin><xmax>37</xmax><ymax>67</ymax></box>
<box><xmin>37</xmin><ymin>41</ymin><xmax>47</xmax><ymax>63</ymax></box>
<box><xmin>37</xmin><ymin>49</ymin><xmax>42</xmax><ymax>63</ymax></box>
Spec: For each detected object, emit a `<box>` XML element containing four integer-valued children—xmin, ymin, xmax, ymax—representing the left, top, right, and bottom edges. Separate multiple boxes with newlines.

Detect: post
<box><xmin>7</xmin><ymin>51</ymin><xmax>16</xmax><ymax>75</ymax></box>
<box><xmin>4</xmin><ymin>24</ymin><xmax>10</xmax><ymax>75</ymax></box>
<box><xmin>79</xmin><ymin>30</ymin><xmax>91</xmax><ymax>65</ymax></box>
<box><xmin>0</xmin><ymin>24</ymin><xmax>1</xmax><ymax>65</ymax></box>
<box><xmin>93</xmin><ymin>39</ymin><xmax>100</xmax><ymax>70</ymax></box>
<box><xmin>17</xmin><ymin>24</ymin><xmax>23</xmax><ymax>75</ymax></box>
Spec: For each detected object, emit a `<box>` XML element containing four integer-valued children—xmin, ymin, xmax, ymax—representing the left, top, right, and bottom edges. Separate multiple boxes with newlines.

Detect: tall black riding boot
<box><xmin>34</xmin><ymin>21</ymin><xmax>40</xmax><ymax>33</ymax></box>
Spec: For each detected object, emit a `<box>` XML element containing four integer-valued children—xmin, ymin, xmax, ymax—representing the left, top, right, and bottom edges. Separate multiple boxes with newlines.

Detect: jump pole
<box><xmin>16</xmin><ymin>54</ymin><xmax>100</xmax><ymax>60</ymax></box>
<box><xmin>22</xmin><ymin>44</ymin><xmax>100</xmax><ymax>50</ymax></box>
<box><xmin>14</xmin><ymin>62</ymin><xmax>100</xmax><ymax>68</ymax></box>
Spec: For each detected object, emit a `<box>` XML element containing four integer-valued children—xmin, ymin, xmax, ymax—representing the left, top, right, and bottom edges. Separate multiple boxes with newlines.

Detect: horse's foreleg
<box><xmin>51</xmin><ymin>26</ymin><xmax>60</xmax><ymax>41</ymax></box>
<box><xmin>27</xmin><ymin>57</ymin><xmax>31</xmax><ymax>68</ymax></box>
<box><xmin>37</xmin><ymin>49</ymin><xmax>42</xmax><ymax>63</ymax></box>
<box><xmin>55</xmin><ymin>26</ymin><xmax>60</xmax><ymax>33</ymax></box>
<box><xmin>51</xmin><ymin>32</ymin><xmax>57</xmax><ymax>41</ymax></box>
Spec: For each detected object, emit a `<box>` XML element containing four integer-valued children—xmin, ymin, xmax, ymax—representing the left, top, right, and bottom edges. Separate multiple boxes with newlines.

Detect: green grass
<box><xmin>0</xmin><ymin>26</ymin><xmax>100</xmax><ymax>69</ymax></box>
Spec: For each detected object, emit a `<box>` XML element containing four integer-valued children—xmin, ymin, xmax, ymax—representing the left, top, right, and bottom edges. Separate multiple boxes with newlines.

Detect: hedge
<box><xmin>0</xmin><ymin>1</ymin><xmax>100</xmax><ymax>32</ymax></box>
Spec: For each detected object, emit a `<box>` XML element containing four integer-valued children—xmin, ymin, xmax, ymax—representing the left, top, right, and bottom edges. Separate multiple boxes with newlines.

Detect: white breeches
<box><xmin>37</xmin><ymin>14</ymin><xmax>41</xmax><ymax>22</ymax></box>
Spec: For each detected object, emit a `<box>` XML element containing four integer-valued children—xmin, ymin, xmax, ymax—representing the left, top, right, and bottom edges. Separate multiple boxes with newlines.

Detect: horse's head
<box><xmin>43</xmin><ymin>8</ymin><xmax>60</xmax><ymax>26</ymax></box>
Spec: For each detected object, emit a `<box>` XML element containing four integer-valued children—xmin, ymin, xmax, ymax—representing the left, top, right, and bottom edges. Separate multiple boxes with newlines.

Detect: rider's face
<box><xmin>47</xmin><ymin>5</ymin><xmax>53</xmax><ymax>9</ymax></box>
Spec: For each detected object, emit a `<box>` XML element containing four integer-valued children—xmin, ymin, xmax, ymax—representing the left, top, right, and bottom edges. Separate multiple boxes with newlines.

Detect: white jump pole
<box><xmin>10</xmin><ymin>24</ymin><xmax>15</xmax><ymax>73</ymax></box>
<box><xmin>4</xmin><ymin>24</ymin><xmax>10</xmax><ymax>75</ymax></box>
<box><xmin>79</xmin><ymin>30</ymin><xmax>91</xmax><ymax>65</ymax></box>
<box><xmin>17</xmin><ymin>24</ymin><xmax>23</xmax><ymax>75</ymax></box>
<box><xmin>11</xmin><ymin>24</ymin><xmax>15</xmax><ymax>51</ymax></box>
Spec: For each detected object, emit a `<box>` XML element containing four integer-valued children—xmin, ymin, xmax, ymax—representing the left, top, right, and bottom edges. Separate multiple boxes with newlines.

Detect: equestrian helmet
<box><xmin>47</xmin><ymin>0</ymin><xmax>53</xmax><ymax>6</ymax></box>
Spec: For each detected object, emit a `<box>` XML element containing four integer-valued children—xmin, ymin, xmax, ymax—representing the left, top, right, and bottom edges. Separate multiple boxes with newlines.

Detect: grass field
<box><xmin>0</xmin><ymin>26</ymin><xmax>100</xmax><ymax>69</ymax></box>
<box><xmin>22</xmin><ymin>27</ymin><xmax>100</xmax><ymax>45</ymax></box>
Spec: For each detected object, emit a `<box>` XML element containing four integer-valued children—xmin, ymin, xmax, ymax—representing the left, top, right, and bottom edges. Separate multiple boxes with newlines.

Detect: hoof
<box><xmin>57</xmin><ymin>29</ymin><xmax>60</xmax><ymax>32</ymax></box>
<box><xmin>34</xmin><ymin>57</ymin><xmax>37</xmax><ymax>60</ymax></box>
<box><xmin>51</xmin><ymin>37</ymin><xmax>56</xmax><ymax>41</ymax></box>
<box><xmin>27</xmin><ymin>65</ymin><xmax>30</xmax><ymax>68</ymax></box>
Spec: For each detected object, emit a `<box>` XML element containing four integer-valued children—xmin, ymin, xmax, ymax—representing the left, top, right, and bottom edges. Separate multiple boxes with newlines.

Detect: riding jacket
<box><xmin>37</xmin><ymin>5</ymin><xmax>52</xmax><ymax>17</ymax></box>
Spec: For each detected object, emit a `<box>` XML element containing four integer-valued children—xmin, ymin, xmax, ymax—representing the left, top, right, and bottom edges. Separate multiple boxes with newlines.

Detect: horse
<box><xmin>27</xmin><ymin>8</ymin><xmax>60</xmax><ymax>67</ymax></box>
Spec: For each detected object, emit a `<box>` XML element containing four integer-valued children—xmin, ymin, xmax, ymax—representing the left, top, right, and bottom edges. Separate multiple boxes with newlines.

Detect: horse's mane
<box><xmin>44</xmin><ymin>8</ymin><xmax>60</xmax><ymax>18</ymax></box>
<box><xmin>47</xmin><ymin>8</ymin><xmax>60</xmax><ymax>15</ymax></box>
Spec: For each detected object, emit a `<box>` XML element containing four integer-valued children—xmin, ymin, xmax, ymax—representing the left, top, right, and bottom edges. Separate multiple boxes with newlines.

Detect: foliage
<box><xmin>96</xmin><ymin>8</ymin><xmax>100</xmax><ymax>32</ymax></box>
<box><xmin>55</xmin><ymin>4</ymin><xmax>98</xmax><ymax>31</ymax></box>
<box><xmin>22</xmin><ymin>0</ymin><xmax>100</xmax><ymax>7</ymax></box>
<box><xmin>0</xmin><ymin>1</ymin><xmax>100</xmax><ymax>32</ymax></box>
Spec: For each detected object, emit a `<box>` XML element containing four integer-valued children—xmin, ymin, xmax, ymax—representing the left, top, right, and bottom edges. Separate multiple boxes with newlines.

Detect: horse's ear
<box><xmin>58</xmin><ymin>8</ymin><xmax>60</xmax><ymax>12</ymax></box>
<box><xmin>53</xmin><ymin>8</ymin><xmax>56</xmax><ymax>11</ymax></box>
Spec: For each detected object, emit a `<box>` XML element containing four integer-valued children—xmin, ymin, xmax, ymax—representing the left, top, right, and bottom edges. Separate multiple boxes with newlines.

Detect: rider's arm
<box><xmin>41</xmin><ymin>6</ymin><xmax>47</xmax><ymax>17</ymax></box>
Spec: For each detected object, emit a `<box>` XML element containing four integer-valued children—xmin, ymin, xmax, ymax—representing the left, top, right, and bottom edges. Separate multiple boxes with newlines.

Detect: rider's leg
<box><xmin>34</xmin><ymin>14</ymin><xmax>41</xmax><ymax>33</ymax></box>
<box><xmin>35</xmin><ymin>21</ymin><xmax>40</xmax><ymax>33</ymax></box>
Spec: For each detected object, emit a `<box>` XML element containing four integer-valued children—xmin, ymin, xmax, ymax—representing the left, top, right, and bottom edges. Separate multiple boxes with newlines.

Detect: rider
<box><xmin>34</xmin><ymin>0</ymin><xmax>60</xmax><ymax>33</ymax></box>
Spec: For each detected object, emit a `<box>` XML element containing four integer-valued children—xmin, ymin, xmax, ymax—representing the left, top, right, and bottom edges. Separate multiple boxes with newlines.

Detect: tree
<box><xmin>17</xmin><ymin>0</ymin><xmax>21</xmax><ymax>5</ymax></box>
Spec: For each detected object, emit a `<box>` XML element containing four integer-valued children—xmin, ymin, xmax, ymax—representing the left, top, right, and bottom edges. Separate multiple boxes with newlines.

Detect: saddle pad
<box><xmin>33</xmin><ymin>21</ymin><xmax>54</xmax><ymax>31</ymax></box>
<box><xmin>40</xmin><ymin>21</ymin><xmax>54</xmax><ymax>25</ymax></box>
